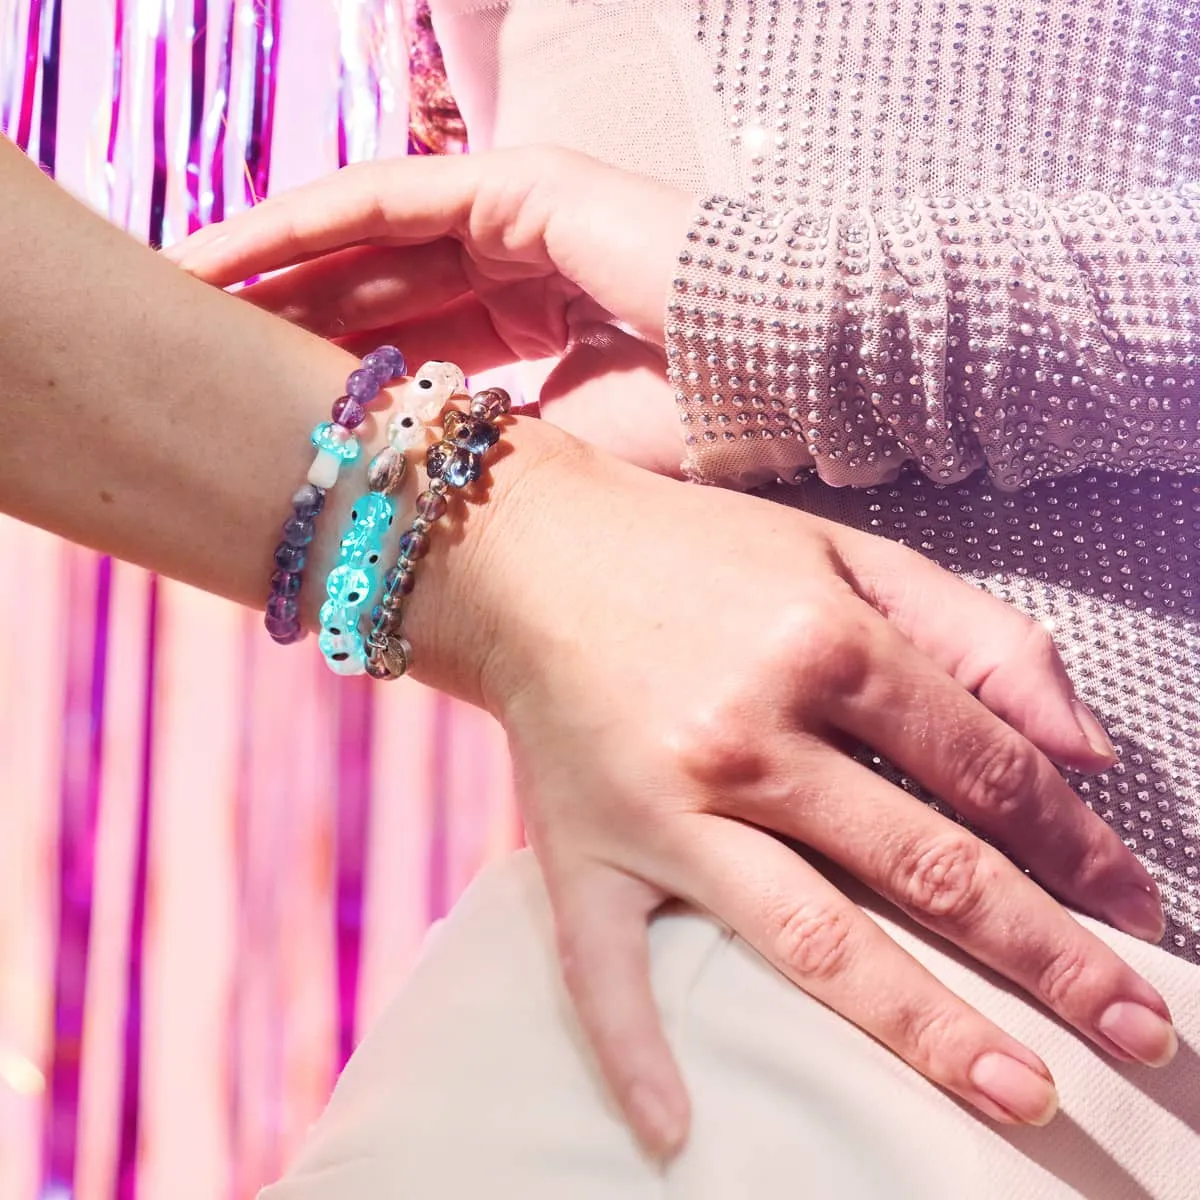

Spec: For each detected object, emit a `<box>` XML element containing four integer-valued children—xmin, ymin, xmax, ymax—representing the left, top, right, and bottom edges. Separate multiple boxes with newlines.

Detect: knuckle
<box><xmin>766</xmin><ymin>899</ymin><xmax>854</xmax><ymax>982</ymax></box>
<box><xmin>893</xmin><ymin>835</ymin><xmax>990</xmax><ymax>925</ymax></box>
<box><xmin>1037</xmin><ymin>944</ymin><xmax>1092</xmax><ymax>1010</ymax></box>
<box><xmin>893</xmin><ymin>1002</ymin><xmax>960</xmax><ymax>1072</ymax></box>
<box><xmin>668</xmin><ymin>703</ymin><xmax>766</xmax><ymax>790</ymax></box>
<box><xmin>774</xmin><ymin>600</ymin><xmax>874</xmax><ymax>701</ymax></box>
<box><xmin>956</xmin><ymin>734</ymin><xmax>1041</xmax><ymax>821</ymax></box>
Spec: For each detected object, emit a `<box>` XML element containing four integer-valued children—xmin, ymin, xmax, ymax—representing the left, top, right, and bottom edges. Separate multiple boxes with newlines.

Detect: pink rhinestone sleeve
<box><xmin>666</xmin><ymin>186</ymin><xmax>1200</xmax><ymax>491</ymax></box>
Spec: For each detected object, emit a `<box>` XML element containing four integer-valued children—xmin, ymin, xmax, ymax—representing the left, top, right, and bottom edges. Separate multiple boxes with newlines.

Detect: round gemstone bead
<box><xmin>274</xmin><ymin>543</ymin><xmax>306</xmax><ymax>572</ymax></box>
<box><xmin>380</xmin><ymin>587</ymin><xmax>406</xmax><ymax>613</ymax></box>
<box><xmin>270</xmin><ymin>569</ymin><xmax>302</xmax><ymax>598</ymax></box>
<box><xmin>362</xmin><ymin>345</ymin><xmax>406</xmax><ymax>382</ymax></box>
<box><xmin>332</xmin><ymin>395</ymin><xmax>367</xmax><ymax>429</ymax></box>
<box><xmin>384</xmin><ymin>566</ymin><xmax>416</xmax><ymax>595</ymax></box>
<box><xmin>345</xmin><ymin>368</ymin><xmax>382</xmax><ymax>402</ymax></box>
<box><xmin>266</xmin><ymin>594</ymin><xmax>299</xmax><ymax>624</ymax></box>
<box><xmin>291</xmin><ymin>484</ymin><xmax>325</xmax><ymax>519</ymax></box>
<box><xmin>415</xmin><ymin>490</ymin><xmax>448</xmax><ymax>521</ymax></box>
<box><xmin>366</xmin><ymin>446</ymin><xmax>407</xmax><ymax>494</ymax></box>
<box><xmin>265</xmin><ymin>614</ymin><xmax>303</xmax><ymax>644</ymax></box>
<box><xmin>370</xmin><ymin>604</ymin><xmax>403</xmax><ymax>635</ymax></box>
<box><xmin>311</xmin><ymin>421</ymin><xmax>361</xmax><ymax>463</ymax></box>
<box><xmin>282</xmin><ymin>516</ymin><xmax>315</xmax><ymax>547</ymax></box>
<box><xmin>397</xmin><ymin>529</ymin><xmax>430</xmax><ymax>560</ymax></box>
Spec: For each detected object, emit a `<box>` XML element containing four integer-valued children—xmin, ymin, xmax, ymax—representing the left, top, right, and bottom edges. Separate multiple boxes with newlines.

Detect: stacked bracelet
<box><xmin>364</xmin><ymin>385</ymin><xmax>513</xmax><ymax>681</ymax></box>
<box><xmin>317</xmin><ymin>360</ymin><xmax>470</xmax><ymax>675</ymax></box>
<box><xmin>263</xmin><ymin>344</ymin><xmax>406</xmax><ymax>645</ymax></box>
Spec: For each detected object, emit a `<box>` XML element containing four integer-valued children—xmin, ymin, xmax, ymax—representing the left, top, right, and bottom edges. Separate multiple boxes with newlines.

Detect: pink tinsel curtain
<box><xmin>0</xmin><ymin>3</ymin><xmax>518</xmax><ymax>1197</ymax></box>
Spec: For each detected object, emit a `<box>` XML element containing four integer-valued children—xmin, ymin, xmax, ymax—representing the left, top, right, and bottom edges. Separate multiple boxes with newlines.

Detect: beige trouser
<box><xmin>261</xmin><ymin>851</ymin><xmax>1200</xmax><ymax>1199</ymax></box>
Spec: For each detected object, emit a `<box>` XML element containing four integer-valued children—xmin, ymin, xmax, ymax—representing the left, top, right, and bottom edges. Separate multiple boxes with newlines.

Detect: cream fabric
<box><xmin>262</xmin><ymin>851</ymin><xmax>1200</xmax><ymax>1199</ymax></box>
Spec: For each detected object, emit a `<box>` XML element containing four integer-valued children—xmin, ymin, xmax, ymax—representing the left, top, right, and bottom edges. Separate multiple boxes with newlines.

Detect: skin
<box><xmin>1</xmin><ymin>138</ymin><xmax>1177</xmax><ymax>1162</ymax></box>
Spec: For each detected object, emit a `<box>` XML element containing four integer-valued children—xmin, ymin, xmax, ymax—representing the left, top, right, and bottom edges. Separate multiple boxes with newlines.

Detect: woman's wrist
<box><xmin>400</xmin><ymin>414</ymin><xmax>590</xmax><ymax>709</ymax></box>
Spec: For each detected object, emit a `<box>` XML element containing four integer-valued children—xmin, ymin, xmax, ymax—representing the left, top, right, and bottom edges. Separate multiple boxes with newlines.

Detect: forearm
<box><xmin>0</xmin><ymin>137</ymin><xmax>561</xmax><ymax>705</ymax></box>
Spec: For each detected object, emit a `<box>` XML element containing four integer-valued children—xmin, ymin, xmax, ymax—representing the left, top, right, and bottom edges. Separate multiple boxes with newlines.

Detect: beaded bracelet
<box><xmin>364</xmin><ymin>385</ymin><xmax>513</xmax><ymax>681</ymax></box>
<box><xmin>263</xmin><ymin>344</ymin><xmax>406</xmax><ymax>645</ymax></box>
<box><xmin>317</xmin><ymin>360</ymin><xmax>471</xmax><ymax>675</ymax></box>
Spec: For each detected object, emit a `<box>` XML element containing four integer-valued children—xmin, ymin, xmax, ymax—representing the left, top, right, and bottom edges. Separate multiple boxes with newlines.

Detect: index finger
<box><xmin>164</xmin><ymin>153</ymin><xmax>488</xmax><ymax>286</ymax></box>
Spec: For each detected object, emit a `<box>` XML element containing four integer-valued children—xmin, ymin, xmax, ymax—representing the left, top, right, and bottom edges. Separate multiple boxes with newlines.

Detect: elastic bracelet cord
<box><xmin>263</xmin><ymin>345</ymin><xmax>406</xmax><ymax>645</ymax></box>
<box><xmin>364</xmin><ymin>384</ymin><xmax>513</xmax><ymax>682</ymax></box>
<box><xmin>318</xmin><ymin>360</ymin><xmax>471</xmax><ymax>676</ymax></box>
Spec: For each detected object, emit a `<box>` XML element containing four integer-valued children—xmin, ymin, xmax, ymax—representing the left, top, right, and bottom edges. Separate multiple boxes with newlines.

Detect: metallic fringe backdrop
<box><xmin>0</xmin><ymin>3</ymin><xmax>520</xmax><ymax>1198</ymax></box>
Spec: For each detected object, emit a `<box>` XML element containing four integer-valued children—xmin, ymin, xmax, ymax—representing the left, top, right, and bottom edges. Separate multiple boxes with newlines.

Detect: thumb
<box><xmin>546</xmin><ymin>859</ymin><xmax>691</xmax><ymax>1161</ymax></box>
<box><xmin>837</xmin><ymin>530</ymin><xmax>1116</xmax><ymax>772</ymax></box>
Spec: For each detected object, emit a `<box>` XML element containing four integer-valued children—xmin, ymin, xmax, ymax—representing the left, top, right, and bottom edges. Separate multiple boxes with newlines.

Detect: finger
<box><xmin>239</xmin><ymin>241</ymin><xmax>471</xmax><ymax>338</ymax></box>
<box><xmin>836</xmin><ymin>528</ymin><xmax>1116</xmax><ymax>771</ymax></box>
<box><xmin>808</xmin><ymin>604</ymin><xmax>1164</xmax><ymax>942</ymax></box>
<box><xmin>334</xmin><ymin>294</ymin><xmax>517</xmax><ymax>376</ymax></box>
<box><xmin>674</xmin><ymin>816</ymin><xmax>1061</xmax><ymax>1126</ymax></box>
<box><xmin>727</xmin><ymin>747</ymin><xmax>1177</xmax><ymax>1068</ymax></box>
<box><xmin>165</xmin><ymin>154</ymin><xmax>488</xmax><ymax>285</ymax></box>
<box><xmin>548</xmin><ymin>861</ymin><xmax>690</xmax><ymax>1159</ymax></box>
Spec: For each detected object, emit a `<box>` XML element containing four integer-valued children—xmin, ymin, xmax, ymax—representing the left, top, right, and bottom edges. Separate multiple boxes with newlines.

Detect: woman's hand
<box><xmin>408</xmin><ymin>421</ymin><xmax>1173</xmax><ymax>1160</ymax></box>
<box><xmin>165</xmin><ymin>146</ymin><xmax>687</xmax><ymax>371</ymax></box>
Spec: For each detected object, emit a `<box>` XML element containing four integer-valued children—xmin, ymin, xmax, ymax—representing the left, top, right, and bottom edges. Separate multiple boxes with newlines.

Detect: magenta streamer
<box><xmin>112</xmin><ymin>6</ymin><xmax>171</xmax><ymax>1195</ymax></box>
<box><xmin>40</xmin><ymin>555</ymin><xmax>113</xmax><ymax>1200</ymax></box>
<box><xmin>14</xmin><ymin>1</ymin><xmax>43</xmax><ymax>157</ymax></box>
<box><xmin>207</xmin><ymin>0</ymin><xmax>236</xmax><ymax>225</ymax></box>
<box><xmin>184</xmin><ymin>0</ymin><xmax>207</xmax><ymax>232</ymax></box>
<box><xmin>36</xmin><ymin>0</ymin><xmax>61</xmax><ymax>172</ymax></box>
<box><xmin>244</xmin><ymin>0</ymin><xmax>281</xmax><ymax>206</ymax></box>
<box><xmin>103</xmin><ymin>0</ymin><xmax>126</xmax><ymax>213</ymax></box>
<box><xmin>31</xmin><ymin>3</ymin><xmax>110</xmax><ymax>1192</ymax></box>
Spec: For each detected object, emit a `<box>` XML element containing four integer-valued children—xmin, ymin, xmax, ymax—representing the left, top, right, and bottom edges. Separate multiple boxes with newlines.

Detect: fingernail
<box><xmin>1098</xmin><ymin>1001</ymin><xmax>1178</xmax><ymax>1067</ymax></box>
<box><xmin>627</xmin><ymin>1082</ymin><xmax>686</xmax><ymax>1159</ymax></box>
<box><xmin>1104</xmin><ymin>882</ymin><xmax>1166</xmax><ymax>942</ymax></box>
<box><xmin>969</xmin><ymin>1053</ymin><xmax>1059</xmax><ymax>1125</ymax></box>
<box><xmin>1071</xmin><ymin>698</ymin><xmax>1117</xmax><ymax>762</ymax></box>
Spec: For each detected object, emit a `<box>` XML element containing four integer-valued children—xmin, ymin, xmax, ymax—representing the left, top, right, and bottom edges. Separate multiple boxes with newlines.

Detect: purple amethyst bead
<box><xmin>332</xmin><ymin>395</ymin><xmax>367</xmax><ymax>429</ymax></box>
<box><xmin>415</xmin><ymin>489</ymin><xmax>448</xmax><ymax>522</ymax></box>
<box><xmin>267</xmin><ymin>594</ymin><xmax>300</xmax><ymax>623</ymax></box>
<box><xmin>384</xmin><ymin>565</ymin><xmax>416</xmax><ymax>595</ymax></box>
<box><xmin>362</xmin><ymin>345</ymin><xmax>406</xmax><ymax>382</ymax></box>
<box><xmin>346</xmin><ymin>368</ymin><xmax>382</xmax><ymax>403</ymax></box>
<box><xmin>273</xmin><ymin>542</ymin><xmax>307</xmax><ymax>572</ymax></box>
<box><xmin>265</xmin><ymin>613</ymin><xmax>304</xmax><ymax>644</ymax></box>
<box><xmin>291</xmin><ymin>484</ymin><xmax>325</xmax><ymax>519</ymax></box>
<box><xmin>370</xmin><ymin>604</ymin><xmax>404</xmax><ymax>635</ymax></box>
<box><xmin>397</xmin><ymin>529</ymin><xmax>430</xmax><ymax>561</ymax></box>
<box><xmin>282</xmin><ymin>516</ymin><xmax>315</xmax><ymax>547</ymax></box>
<box><xmin>270</xmin><ymin>570</ymin><xmax>302</xmax><ymax>598</ymax></box>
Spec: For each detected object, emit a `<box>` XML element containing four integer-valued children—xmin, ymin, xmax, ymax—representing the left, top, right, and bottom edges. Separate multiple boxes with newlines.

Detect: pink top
<box><xmin>430</xmin><ymin>0</ymin><xmax>1200</xmax><ymax>963</ymax></box>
